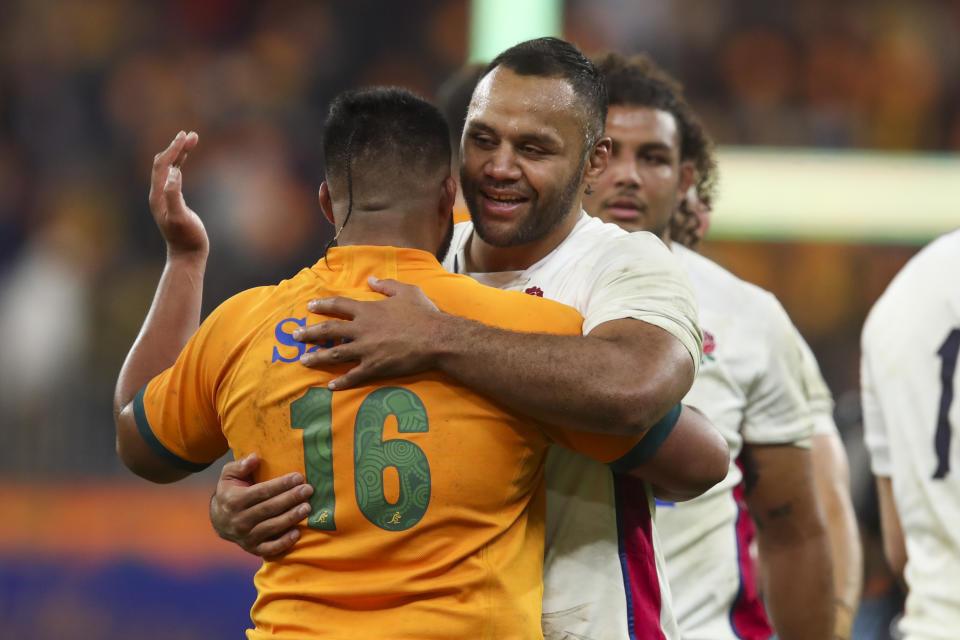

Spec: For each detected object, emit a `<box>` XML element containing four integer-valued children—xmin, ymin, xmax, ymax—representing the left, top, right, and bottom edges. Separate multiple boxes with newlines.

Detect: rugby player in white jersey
<box><xmin>581</xmin><ymin>52</ymin><xmax>860</xmax><ymax>640</ymax></box>
<box><xmin>205</xmin><ymin>38</ymin><xmax>730</xmax><ymax>639</ymax></box>
<box><xmin>861</xmin><ymin>229</ymin><xmax>960</xmax><ymax>640</ymax></box>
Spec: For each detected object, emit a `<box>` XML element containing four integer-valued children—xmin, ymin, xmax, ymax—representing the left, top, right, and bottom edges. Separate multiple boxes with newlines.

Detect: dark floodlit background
<box><xmin>1</xmin><ymin>1</ymin><xmax>956</xmax><ymax>638</ymax></box>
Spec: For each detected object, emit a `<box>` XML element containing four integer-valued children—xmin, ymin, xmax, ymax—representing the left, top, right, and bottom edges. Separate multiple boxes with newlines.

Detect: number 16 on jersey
<box><xmin>290</xmin><ymin>387</ymin><xmax>432</xmax><ymax>531</ymax></box>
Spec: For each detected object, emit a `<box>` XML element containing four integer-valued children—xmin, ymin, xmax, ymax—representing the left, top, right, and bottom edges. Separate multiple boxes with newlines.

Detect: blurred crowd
<box><xmin>0</xmin><ymin>0</ymin><xmax>957</xmax><ymax>478</ymax></box>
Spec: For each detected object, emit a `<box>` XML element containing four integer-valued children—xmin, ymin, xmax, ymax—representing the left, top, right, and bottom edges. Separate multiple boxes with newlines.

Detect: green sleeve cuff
<box><xmin>608</xmin><ymin>403</ymin><xmax>682</xmax><ymax>473</ymax></box>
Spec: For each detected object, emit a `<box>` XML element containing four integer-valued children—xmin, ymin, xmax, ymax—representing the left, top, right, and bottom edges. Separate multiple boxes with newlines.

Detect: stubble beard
<box><xmin>461</xmin><ymin>157</ymin><xmax>586</xmax><ymax>249</ymax></box>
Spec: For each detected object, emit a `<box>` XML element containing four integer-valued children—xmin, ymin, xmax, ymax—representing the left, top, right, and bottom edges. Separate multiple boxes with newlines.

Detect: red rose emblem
<box><xmin>524</xmin><ymin>286</ymin><xmax>544</xmax><ymax>297</ymax></box>
<box><xmin>703</xmin><ymin>330</ymin><xmax>716</xmax><ymax>356</ymax></box>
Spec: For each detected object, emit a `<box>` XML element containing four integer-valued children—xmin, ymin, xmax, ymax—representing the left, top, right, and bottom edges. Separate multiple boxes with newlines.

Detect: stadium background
<box><xmin>0</xmin><ymin>1</ymin><xmax>956</xmax><ymax>638</ymax></box>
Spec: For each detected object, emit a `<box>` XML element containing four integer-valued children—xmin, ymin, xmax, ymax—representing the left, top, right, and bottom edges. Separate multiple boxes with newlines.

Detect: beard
<box><xmin>460</xmin><ymin>155</ymin><xmax>586</xmax><ymax>248</ymax></box>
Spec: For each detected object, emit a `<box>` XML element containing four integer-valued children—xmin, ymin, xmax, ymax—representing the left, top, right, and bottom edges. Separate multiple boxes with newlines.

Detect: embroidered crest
<box><xmin>702</xmin><ymin>330</ymin><xmax>716</xmax><ymax>363</ymax></box>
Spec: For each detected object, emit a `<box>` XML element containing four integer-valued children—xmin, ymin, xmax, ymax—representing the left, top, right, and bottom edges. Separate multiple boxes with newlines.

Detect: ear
<box><xmin>318</xmin><ymin>181</ymin><xmax>335</xmax><ymax>225</ymax></box>
<box><xmin>439</xmin><ymin>176</ymin><xmax>457</xmax><ymax>221</ymax></box>
<box><xmin>584</xmin><ymin>136</ymin><xmax>612</xmax><ymax>181</ymax></box>
<box><xmin>678</xmin><ymin>160</ymin><xmax>696</xmax><ymax>198</ymax></box>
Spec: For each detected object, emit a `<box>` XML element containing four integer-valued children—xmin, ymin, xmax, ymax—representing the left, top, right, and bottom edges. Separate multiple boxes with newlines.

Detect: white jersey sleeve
<box><xmin>582</xmin><ymin>232</ymin><xmax>703</xmax><ymax>372</ymax></box>
<box><xmin>860</xmin><ymin>229</ymin><xmax>960</xmax><ymax>640</ymax></box>
<box><xmin>792</xmin><ymin>326</ymin><xmax>840</xmax><ymax>438</ymax></box>
<box><xmin>860</xmin><ymin>344</ymin><xmax>891</xmax><ymax>476</ymax></box>
<box><xmin>740</xmin><ymin>293</ymin><xmax>813</xmax><ymax>445</ymax></box>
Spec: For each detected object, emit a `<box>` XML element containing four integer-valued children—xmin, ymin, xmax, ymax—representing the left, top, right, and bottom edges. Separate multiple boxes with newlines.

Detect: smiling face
<box><xmin>459</xmin><ymin>66</ymin><xmax>598</xmax><ymax>249</ymax></box>
<box><xmin>582</xmin><ymin>105</ymin><xmax>690</xmax><ymax>239</ymax></box>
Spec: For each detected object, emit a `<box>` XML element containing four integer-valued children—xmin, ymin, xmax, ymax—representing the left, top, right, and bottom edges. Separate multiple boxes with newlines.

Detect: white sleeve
<box><xmin>741</xmin><ymin>294</ymin><xmax>814</xmax><ymax>445</ymax></box>
<box><xmin>793</xmin><ymin>326</ymin><xmax>839</xmax><ymax>437</ymax></box>
<box><xmin>581</xmin><ymin>232</ymin><xmax>702</xmax><ymax>374</ymax></box>
<box><xmin>860</xmin><ymin>335</ymin><xmax>892</xmax><ymax>477</ymax></box>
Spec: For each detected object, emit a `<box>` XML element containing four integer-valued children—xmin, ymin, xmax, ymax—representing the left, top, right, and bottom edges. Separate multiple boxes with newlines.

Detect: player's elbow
<box><xmin>652</xmin><ymin>417</ymin><xmax>729</xmax><ymax>502</ymax></box>
<box><xmin>115</xmin><ymin>409</ymin><xmax>188</xmax><ymax>484</ymax></box>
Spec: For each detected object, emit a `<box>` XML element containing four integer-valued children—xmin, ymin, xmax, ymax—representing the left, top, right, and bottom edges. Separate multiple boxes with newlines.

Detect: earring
<box><xmin>584</xmin><ymin>184</ymin><xmax>595</xmax><ymax>195</ymax></box>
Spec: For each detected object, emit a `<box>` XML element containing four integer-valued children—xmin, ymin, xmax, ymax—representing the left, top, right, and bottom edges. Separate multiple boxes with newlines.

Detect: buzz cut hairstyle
<box><xmin>322</xmin><ymin>87</ymin><xmax>451</xmax><ymax>185</ymax></box>
<box><xmin>593</xmin><ymin>52</ymin><xmax>717</xmax><ymax>204</ymax></box>
<box><xmin>483</xmin><ymin>37</ymin><xmax>608</xmax><ymax>147</ymax></box>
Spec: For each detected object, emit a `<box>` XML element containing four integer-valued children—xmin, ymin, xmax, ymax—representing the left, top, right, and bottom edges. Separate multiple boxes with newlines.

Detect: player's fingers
<box><xmin>293</xmin><ymin>319</ymin><xmax>357</xmax><ymax>345</ymax></box>
<box><xmin>306</xmin><ymin>296</ymin><xmax>363</xmax><ymax>319</ymax></box>
<box><xmin>219</xmin><ymin>453</ymin><xmax>260</xmax><ymax>483</ymax></box>
<box><xmin>300</xmin><ymin>342</ymin><xmax>361</xmax><ymax>368</ymax></box>
<box><xmin>328</xmin><ymin>362</ymin><xmax>376</xmax><ymax>390</ymax></box>
<box><xmin>252</xmin><ymin>528</ymin><xmax>301</xmax><ymax>558</ymax></box>
<box><xmin>367</xmin><ymin>276</ymin><xmax>407</xmax><ymax>297</ymax></box>
<box><xmin>149</xmin><ymin>131</ymin><xmax>186</xmax><ymax>206</ymax></box>
<box><xmin>245</xmin><ymin>503</ymin><xmax>311</xmax><ymax>549</ymax></box>
<box><xmin>369</xmin><ymin>277</ymin><xmax>436</xmax><ymax>309</ymax></box>
<box><xmin>233</xmin><ymin>473</ymin><xmax>310</xmax><ymax>513</ymax></box>
<box><xmin>174</xmin><ymin>131</ymin><xmax>199</xmax><ymax>167</ymax></box>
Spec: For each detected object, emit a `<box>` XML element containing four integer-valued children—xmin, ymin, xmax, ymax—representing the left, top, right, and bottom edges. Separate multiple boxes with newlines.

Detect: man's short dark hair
<box><xmin>322</xmin><ymin>87</ymin><xmax>451</xmax><ymax>184</ymax></box>
<box><xmin>593</xmin><ymin>52</ymin><xmax>718</xmax><ymax>248</ymax></box>
<box><xmin>435</xmin><ymin>63</ymin><xmax>487</xmax><ymax>160</ymax></box>
<box><xmin>483</xmin><ymin>37</ymin><xmax>607</xmax><ymax>145</ymax></box>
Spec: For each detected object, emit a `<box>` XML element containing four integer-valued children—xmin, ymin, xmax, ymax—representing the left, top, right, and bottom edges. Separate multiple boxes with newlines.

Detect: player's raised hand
<box><xmin>209</xmin><ymin>453</ymin><xmax>314</xmax><ymax>558</ymax></box>
<box><xmin>296</xmin><ymin>276</ymin><xmax>445</xmax><ymax>388</ymax></box>
<box><xmin>148</xmin><ymin>130</ymin><xmax>208</xmax><ymax>257</ymax></box>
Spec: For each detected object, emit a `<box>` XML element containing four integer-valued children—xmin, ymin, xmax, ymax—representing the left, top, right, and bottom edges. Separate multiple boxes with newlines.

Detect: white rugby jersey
<box><xmin>861</xmin><ymin>229</ymin><xmax>960</xmax><ymax>640</ymax></box>
<box><xmin>443</xmin><ymin>213</ymin><xmax>702</xmax><ymax>640</ymax></box>
<box><xmin>655</xmin><ymin>244</ymin><xmax>815</xmax><ymax>640</ymax></box>
<box><xmin>794</xmin><ymin>326</ymin><xmax>840</xmax><ymax>438</ymax></box>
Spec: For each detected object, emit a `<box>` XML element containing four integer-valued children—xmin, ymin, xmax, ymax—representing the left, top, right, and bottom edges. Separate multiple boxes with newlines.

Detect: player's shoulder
<box><xmin>863</xmin><ymin>229</ymin><xmax>960</xmax><ymax>341</ymax></box>
<box><xmin>209</xmin><ymin>284</ymin><xmax>276</xmax><ymax>320</ymax></box>
<box><xmin>430</xmin><ymin>267</ymin><xmax>583</xmax><ymax>332</ymax></box>
<box><xmin>563</xmin><ymin>215</ymin><xmax>680</xmax><ymax>274</ymax></box>
<box><xmin>675</xmin><ymin>245</ymin><xmax>787</xmax><ymax>323</ymax></box>
<box><xmin>207</xmin><ymin>265</ymin><xmax>324</xmax><ymax>327</ymax></box>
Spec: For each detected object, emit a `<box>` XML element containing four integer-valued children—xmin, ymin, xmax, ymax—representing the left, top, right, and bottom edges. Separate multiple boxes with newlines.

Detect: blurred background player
<box><xmin>209</xmin><ymin>37</ymin><xmax>731</xmax><ymax>640</ymax></box>
<box><xmin>582</xmin><ymin>51</ymin><xmax>863</xmax><ymax>640</ymax></box>
<box><xmin>861</xmin><ymin>228</ymin><xmax>960</xmax><ymax>640</ymax></box>
<box><xmin>113</xmin><ymin>88</ymin><xmax>665</xmax><ymax>639</ymax></box>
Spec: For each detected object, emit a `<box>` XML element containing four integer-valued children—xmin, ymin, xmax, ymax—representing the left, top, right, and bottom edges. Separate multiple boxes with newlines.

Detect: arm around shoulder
<box><xmin>624</xmin><ymin>404</ymin><xmax>729</xmax><ymax>502</ymax></box>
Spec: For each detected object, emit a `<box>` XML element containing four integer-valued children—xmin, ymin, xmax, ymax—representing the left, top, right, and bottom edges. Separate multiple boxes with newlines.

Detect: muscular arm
<box><xmin>743</xmin><ymin>444</ymin><xmax>835</xmax><ymax>640</ymax></box>
<box><xmin>432</xmin><ymin>316</ymin><xmax>694</xmax><ymax>436</ymax></box>
<box><xmin>631</xmin><ymin>405</ymin><xmax>730</xmax><ymax>502</ymax></box>
<box><xmin>301</xmin><ymin>283</ymin><xmax>696</xmax><ymax>437</ymax></box>
<box><xmin>114</xmin><ymin>131</ymin><xmax>208</xmax><ymax>483</ymax></box>
<box><xmin>876</xmin><ymin>475</ymin><xmax>907</xmax><ymax>583</ymax></box>
<box><xmin>813</xmin><ymin>431</ymin><xmax>863</xmax><ymax>639</ymax></box>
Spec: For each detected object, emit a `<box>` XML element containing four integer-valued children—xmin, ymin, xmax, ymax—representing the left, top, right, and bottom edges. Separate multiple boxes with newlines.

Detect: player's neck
<box><xmin>337</xmin><ymin>214</ymin><xmax>437</xmax><ymax>255</ymax></box>
<box><xmin>466</xmin><ymin>207</ymin><xmax>581</xmax><ymax>273</ymax></box>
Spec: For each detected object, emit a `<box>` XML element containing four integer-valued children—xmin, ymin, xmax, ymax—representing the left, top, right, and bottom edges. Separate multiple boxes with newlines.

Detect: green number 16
<box><xmin>290</xmin><ymin>386</ymin><xmax>431</xmax><ymax>532</ymax></box>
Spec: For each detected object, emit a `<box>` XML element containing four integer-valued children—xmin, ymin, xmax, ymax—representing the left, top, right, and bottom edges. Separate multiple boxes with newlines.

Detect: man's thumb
<box><xmin>368</xmin><ymin>276</ymin><xmax>403</xmax><ymax>297</ymax></box>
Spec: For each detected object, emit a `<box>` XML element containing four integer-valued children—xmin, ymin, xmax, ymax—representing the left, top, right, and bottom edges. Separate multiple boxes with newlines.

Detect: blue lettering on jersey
<box><xmin>654</xmin><ymin>498</ymin><xmax>675</xmax><ymax>508</ymax></box>
<box><xmin>271</xmin><ymin>317</ymin><xmax>338</xmax><ymax>363</ymax></box>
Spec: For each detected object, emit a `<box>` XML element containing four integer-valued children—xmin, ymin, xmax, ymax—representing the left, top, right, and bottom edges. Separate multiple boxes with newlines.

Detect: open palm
<box><xmin>148</xmin><ymin>131</ymin><xmax>208</xmax><ymax>256</ymax></box>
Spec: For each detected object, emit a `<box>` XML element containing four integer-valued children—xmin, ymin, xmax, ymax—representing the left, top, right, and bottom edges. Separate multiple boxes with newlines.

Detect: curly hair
<box><xmin>592</xmin><ymin>52</ymin><xmax>717</xmax><ymax>248</ymax></box>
